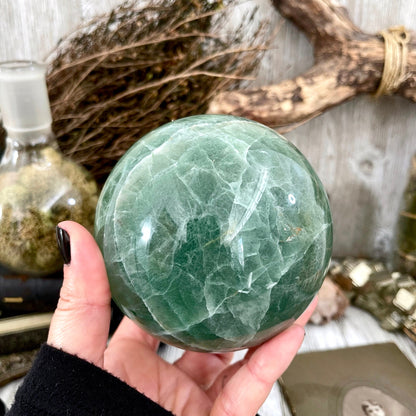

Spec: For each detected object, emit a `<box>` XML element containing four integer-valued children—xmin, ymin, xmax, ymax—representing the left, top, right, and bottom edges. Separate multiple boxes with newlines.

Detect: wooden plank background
<box><xmin>1</xmin><ymin>0</ymin><xmax>416</xmax><ymax>260</ymax></box>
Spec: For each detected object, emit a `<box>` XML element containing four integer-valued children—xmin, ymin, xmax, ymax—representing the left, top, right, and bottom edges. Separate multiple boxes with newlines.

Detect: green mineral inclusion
<box><xmin>95</xmin><ymin>115</ymin><xmax>332</xmax><ymax>352</ymax></box>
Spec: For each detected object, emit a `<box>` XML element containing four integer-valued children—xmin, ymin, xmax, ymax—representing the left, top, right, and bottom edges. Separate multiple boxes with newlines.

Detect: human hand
<box><xmin>49</xmin><ymin>221</ymin><xmax>317</xmax><ymax>416</ymax></box>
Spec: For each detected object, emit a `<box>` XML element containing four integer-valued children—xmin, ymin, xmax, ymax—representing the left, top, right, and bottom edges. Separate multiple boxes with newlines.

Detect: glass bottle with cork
<box><xmin>0</xmin><ymin>61</ymin><xmax>98</xmax><ymax>276</ymax></box>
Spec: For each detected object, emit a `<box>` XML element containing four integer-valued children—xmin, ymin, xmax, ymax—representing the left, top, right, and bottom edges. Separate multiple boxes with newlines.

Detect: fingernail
<box><xmin>0</xmin><ymin>398</ymin><xmax>6</xmax><ymax>416</ymax></box>
<box><xmin>56</xmin><ymin>226</ymin><xmax>71</xmax><ymax>265</ymax></box>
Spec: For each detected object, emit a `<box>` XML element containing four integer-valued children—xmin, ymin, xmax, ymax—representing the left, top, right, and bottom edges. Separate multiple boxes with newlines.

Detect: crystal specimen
<box><xmin>95</xmin><ymin>115</ymin><xmax>332</xmax><ymax>352</ymax></box>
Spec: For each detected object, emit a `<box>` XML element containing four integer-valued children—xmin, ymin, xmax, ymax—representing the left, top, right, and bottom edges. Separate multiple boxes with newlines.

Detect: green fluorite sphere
<box><xmin>95</xmin><ymin>115</ymin><xmax>332</xmax><ymax>352</ymax></box>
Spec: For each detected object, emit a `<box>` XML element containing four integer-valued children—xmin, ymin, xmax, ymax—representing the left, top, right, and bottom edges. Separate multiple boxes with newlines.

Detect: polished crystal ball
<box><xmin>95</xmin><ymin>115</ymin><xmax>332</xmax><ymax>352</ymax></box>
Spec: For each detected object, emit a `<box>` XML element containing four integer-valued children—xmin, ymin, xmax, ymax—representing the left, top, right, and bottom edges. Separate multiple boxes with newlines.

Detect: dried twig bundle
<box><xmin>40</xmin><ymin>0</ymin><xmax>265</xmax><ymax>183</ymax></box>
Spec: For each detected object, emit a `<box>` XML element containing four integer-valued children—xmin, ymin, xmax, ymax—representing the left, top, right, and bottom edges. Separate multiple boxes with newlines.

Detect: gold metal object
<box><xmin>329</xmin><ymin>258</ymin><xmax>416</xmax><ymax>343</ymax></box>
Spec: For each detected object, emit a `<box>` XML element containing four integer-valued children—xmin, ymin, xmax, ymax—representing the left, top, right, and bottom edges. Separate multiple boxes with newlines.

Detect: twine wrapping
<box><xmin>375</xmin><ymin>26</ymin><xmax>410</xmax><ymax>97</ymax></box>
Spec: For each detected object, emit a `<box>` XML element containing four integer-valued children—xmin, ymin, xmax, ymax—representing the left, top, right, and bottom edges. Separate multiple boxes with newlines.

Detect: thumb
<box><xmin>47</xmin><ymin>221</ymin><xmax>112</xmax><ymax>367</ymax></box>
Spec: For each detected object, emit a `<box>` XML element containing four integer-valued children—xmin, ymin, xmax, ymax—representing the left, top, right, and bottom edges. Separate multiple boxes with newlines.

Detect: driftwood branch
<box><xmin>208</xmin><ymin>0</ymin><xmax>416</xmax><ymax>129</ymax></box>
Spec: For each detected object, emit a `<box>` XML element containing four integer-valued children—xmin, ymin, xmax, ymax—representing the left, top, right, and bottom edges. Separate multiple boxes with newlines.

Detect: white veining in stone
<box><xmin>96</xmin><ymin>115</ymin><xmax>333</xmax><ymax>351</ymax></box>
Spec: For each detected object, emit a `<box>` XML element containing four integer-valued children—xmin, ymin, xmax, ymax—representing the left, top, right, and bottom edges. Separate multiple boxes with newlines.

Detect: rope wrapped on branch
<box><xmin>208</xmin><ymin>0</ymin><xmax>416</xmax><ymax>131</ymax></box>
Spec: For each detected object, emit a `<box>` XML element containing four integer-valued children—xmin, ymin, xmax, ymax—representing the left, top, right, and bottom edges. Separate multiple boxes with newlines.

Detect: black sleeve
<box><xmin>6</xmin><ymin>344</ymin><xmax>174</xmax><ymax>416</ymax></box>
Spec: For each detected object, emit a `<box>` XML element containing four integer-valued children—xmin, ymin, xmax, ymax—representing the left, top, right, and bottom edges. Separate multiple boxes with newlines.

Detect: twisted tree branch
<box><xmin>208</xmin><ymin>0</ymin><xmax>416</xmax><ymax>129</ymax></box>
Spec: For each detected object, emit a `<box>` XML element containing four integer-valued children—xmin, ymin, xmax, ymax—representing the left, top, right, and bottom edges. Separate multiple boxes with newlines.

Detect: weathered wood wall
<box><xmin>1</xmin><ymin>0</ymin><xmax>416</xmax><ymax>260</ymax></box>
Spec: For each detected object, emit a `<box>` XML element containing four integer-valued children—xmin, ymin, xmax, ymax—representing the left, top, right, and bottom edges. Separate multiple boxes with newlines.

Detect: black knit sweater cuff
<box><xmin>7</xmin><ymin>344</ymin><xmax>173</xmax><ymax>416</ymax></box>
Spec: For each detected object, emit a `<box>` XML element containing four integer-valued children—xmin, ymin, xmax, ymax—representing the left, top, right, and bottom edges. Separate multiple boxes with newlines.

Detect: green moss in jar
<box><xmin>0</xmin><ymin>146</ymin><xmax>98</xmax><ymax>274</ymax></box>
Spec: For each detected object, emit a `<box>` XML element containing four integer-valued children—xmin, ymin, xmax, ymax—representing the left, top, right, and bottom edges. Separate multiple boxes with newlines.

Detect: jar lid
<box><xmin>0</xmin><ymin>61</ymin><xmax>52</xmax><ymax>139</ymax></box>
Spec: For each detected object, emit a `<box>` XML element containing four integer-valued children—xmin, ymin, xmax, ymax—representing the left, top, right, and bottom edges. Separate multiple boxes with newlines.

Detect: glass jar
<box><xmin>0</xmin><ymin>61</ymin><xmax>98</xmax><ymax>275</ymax></box>
<box><xmin>392</xmin><ymin>153</ymin><xmax>416</xmax><ymax>277</ymax></box>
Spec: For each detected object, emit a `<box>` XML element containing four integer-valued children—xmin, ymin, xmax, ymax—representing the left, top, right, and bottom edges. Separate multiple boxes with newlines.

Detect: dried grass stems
<box><xmin>41</xmin><ymin>0</ymin><xmax>266</xmax><ymax>184</ymax></box>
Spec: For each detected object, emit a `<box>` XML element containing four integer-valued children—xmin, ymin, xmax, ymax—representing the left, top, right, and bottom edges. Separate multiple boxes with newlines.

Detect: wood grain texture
<box><xmin>0</xmin><ymin>0</ymin><xmax>415</xmax><ymax>257</ymax></box>
<box><xmin>251</xmin><ymin>0</ymin><xmax>416</xmax><ymax>259</ymax></box>
<box><xmin>209</xmin><ymin>0</ymin><xmax>416</xmax><ymax>127</ymax></box>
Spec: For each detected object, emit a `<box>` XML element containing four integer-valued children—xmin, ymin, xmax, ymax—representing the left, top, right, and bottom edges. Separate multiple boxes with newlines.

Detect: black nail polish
<box><xmin>0</xmin><ymin>398</ymin><xmax>6</xmax><ymax>416</ymax></box>
<box><xmin>56</xmin><ymin>226</ymin><xmax>71</xmax><ymax>265</ymax></box>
